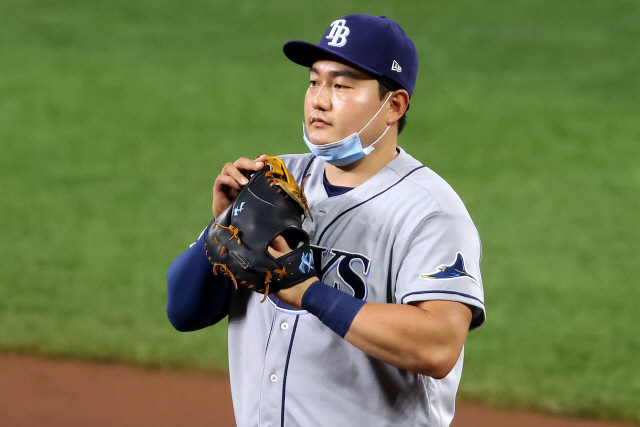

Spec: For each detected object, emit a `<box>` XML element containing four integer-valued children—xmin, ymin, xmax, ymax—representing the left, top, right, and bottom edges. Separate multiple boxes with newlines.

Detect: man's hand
<box><xmin>212</xmin><ymin>154</ymin><xmax>267</xmax><ymax>218</ymax></box>
<box><xmin>269</xmin><ymin>236</ymin><xmax>318</xmax><ymax>308</ymax></box>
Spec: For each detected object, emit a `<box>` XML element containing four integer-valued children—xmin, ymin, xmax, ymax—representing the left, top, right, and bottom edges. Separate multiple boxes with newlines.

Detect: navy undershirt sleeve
<box><xmin>166</xmin><ymin>222</ymin><xmax>231</xmax><ymax>332</ymax></box>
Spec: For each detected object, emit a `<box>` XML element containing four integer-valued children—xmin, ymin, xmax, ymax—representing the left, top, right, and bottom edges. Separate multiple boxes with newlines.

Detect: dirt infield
<box><xmin>1</xmin><ymin>354</ymin><xmax>635</xmax><ymax>427</ymax></box>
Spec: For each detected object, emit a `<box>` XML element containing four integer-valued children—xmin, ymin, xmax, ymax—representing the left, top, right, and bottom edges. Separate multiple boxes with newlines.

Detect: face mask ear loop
<box><xmin>357</xmin><ymin>92</ymin><xmax>394</xmax><ymax>136</ymax></box>
<box><xmin>363</xmin><ymin>124</ymin><xmax>391</xmax><ymax>154</ymax></box>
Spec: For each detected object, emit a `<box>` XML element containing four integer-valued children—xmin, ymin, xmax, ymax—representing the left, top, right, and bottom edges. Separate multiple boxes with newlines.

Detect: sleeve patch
<box><xmin>420</xmin><ymin>252</ymin><xmax>478</xmax><ymax>285</ymax></box>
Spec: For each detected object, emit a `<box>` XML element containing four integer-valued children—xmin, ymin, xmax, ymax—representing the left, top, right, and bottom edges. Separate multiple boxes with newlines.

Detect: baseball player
<box><xmin>167</xmin><ymin>14</ymin><xmax>485</xmax><ymax>427</ymax></box>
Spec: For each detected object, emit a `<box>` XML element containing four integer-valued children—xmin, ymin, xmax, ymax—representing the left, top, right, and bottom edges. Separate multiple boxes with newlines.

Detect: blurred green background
<box><xmin>1</xmin><ymin>0</ymin><xmax>638</xmax><ymax>423</ymax></box>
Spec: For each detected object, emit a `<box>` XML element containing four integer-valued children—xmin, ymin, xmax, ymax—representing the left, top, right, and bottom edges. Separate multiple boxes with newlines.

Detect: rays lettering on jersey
<box><xmin>267</xmin><ymin>245</ymin><xmax>370</xmax><ymax>313</ymax></box>
<box><xmin>310</xmin><ymin>245</ymin><xmax>370</xmax><ymax>301</ymax></box>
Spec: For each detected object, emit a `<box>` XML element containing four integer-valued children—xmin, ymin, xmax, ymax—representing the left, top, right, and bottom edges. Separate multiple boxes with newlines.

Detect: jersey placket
<box><xmin>258</xmin><ymin>311</ymin><xmax>299</xmax><ymax>427</ymax></box>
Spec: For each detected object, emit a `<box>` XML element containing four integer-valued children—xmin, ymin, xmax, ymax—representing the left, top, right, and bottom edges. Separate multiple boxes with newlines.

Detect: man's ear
<box><xmin>386</xmin><ymin>90</ymin><xmax>410</xmax><ymax>126</ymax></box>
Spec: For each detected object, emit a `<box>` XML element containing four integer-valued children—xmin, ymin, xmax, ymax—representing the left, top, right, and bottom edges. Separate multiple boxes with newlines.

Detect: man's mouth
<box><xmin>310</xmin><ymin>117</ymin><xmax>331</xmax><ymax>126</ymax></box>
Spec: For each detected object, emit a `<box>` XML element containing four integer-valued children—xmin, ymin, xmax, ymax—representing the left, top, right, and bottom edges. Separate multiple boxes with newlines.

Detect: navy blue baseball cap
<box><xmin>283</xmin><ymin>14</ymin><xmax>419</xmax><ymax>97</ymax></box>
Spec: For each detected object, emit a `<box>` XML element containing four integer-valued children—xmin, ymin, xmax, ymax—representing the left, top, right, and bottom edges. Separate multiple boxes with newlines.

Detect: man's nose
<box><xmin>312</xmin><ymin>84</ymin><xmax>331</xmax><ymax>111</ymax></box>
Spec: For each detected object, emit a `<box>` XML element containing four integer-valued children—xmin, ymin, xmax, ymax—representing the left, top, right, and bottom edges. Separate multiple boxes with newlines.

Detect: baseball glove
<box><xmin>205</xmin><ymin>156</ymin><xmax>316</xmax><ymax>301</ymax></box>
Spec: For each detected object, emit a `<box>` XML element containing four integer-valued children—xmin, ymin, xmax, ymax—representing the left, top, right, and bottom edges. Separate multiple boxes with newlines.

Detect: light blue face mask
<box><xmin>303</xmin><ymin>93</ymin><xmax>393</xmax><ymax>166</ymax></box>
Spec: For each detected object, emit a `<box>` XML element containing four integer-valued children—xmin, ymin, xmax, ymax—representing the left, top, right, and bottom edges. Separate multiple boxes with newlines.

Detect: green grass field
<box><xmin>1</xmin><ymin>0</ymin><xmax>639</xmax><ymax>423</ymax></box>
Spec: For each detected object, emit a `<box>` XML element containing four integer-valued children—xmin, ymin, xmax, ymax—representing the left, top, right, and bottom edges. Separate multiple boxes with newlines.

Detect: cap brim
<box><xmin>283</xmin><ymin>41</ymin><xmax>382</xmax><ymax>78</ymax></box>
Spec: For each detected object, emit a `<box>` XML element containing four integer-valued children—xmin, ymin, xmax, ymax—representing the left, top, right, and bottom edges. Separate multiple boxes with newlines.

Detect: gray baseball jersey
<box><xmin>227</xmin><ymin>148</ymin><xmax>485</xmax><ymax>427</ymax></box>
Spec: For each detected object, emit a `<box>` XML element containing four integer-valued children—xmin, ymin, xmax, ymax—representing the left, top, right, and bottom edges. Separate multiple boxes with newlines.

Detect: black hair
<box><xmin>377</xmin><ymin>78</ymin><xmax>408</xmax><ymax>135</ymax></box>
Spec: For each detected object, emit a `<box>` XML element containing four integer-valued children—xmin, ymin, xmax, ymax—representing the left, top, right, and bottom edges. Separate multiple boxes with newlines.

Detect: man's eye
<box><xmin>334</xmin><ymin>83</ymin><xmax>350</xmax><ymax>89</ymax></box>
<box><xmin>309</xmin><ymin>80</ymin><xmax>318</xmax><ymax>86</ymax></box>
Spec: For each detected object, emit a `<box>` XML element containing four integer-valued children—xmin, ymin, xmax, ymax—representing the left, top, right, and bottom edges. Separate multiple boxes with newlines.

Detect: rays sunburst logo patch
<box><xmin>420</xmin><ymin>252</ymin><xmax>477</xmax><ymax>284</ymax></box>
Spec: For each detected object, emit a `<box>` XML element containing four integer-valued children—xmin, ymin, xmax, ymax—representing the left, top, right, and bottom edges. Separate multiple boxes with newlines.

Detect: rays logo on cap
<box><xmin>420</xmin><ymin>252</ymin><xmax>478</xmax><ymax>284</ymax></box>
<box><xmin>326</xmin><ymin>19</ymin><xmax>350</xmax><ymax>47</ymax></box>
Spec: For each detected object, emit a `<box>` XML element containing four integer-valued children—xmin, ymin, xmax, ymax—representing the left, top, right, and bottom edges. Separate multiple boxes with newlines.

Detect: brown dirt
<box><xmin>0</xmin><ymin>354</ymin><xmax>635</xmax><ymax>427</ymax></box>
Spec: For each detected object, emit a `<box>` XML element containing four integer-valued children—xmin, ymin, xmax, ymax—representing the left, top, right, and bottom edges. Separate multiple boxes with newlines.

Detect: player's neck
<box><xmin>324</xmin><ymin>137</ymin><xmax>399</xmax><ymax>188</ymax></box>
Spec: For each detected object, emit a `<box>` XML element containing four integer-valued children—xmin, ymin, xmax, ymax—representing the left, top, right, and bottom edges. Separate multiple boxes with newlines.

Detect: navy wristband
<box><xmin>301</xmin><ymin>281</ymin><xmax>366</xmax><ymax>338</ymax></box>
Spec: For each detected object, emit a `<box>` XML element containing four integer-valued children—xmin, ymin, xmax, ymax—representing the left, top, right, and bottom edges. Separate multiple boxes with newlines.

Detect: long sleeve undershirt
<box><xmin>166</xmin><ymin>222</ymin><xmax>231</xmax><ymax>331</ymax></box>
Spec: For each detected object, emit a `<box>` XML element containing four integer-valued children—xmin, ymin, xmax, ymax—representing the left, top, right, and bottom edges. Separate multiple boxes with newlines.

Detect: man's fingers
<box><xmin>219</xmin><ymin>156</ymin><xmax>267</xmax><ymax>189</ymax></box>
<box><xmin>268</xmin><ymin>236</ymin><xmax>292</xmax><ymax>259</ymax></box>
<box><xmin>212</xmin><ymin>175</ymin><xmax>242</xmax><ymax>217</ymax></box>
<box><xmin>222</xmin><ymin>161</ymin><xmax>250</xmax><ymax>185</ymax></box>
<box><xmin>233</xmin><ymin>156</ymin><xmax>266</xmax><ymax>175</ymax></box>
<box><xmin>267</xmin><ymin>246</ymin><xmax>282</xmax><ymax>258</ymax></box>
<box><xmin>270</xmin><ymin>236</ymin><xmax>292</xmax><ymax>255</ymax></box>
<box><xmin>212</xmin><ymin>154</ymin><xmax>268</xmax><ymax>217</ymax></box>
<box><xmin>215</xmin><ymin>174</ymin><xmax>242</xmax><ymax>191</ymax></box>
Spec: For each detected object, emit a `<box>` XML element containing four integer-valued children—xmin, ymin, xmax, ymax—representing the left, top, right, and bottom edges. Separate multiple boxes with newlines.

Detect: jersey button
<box><xmin>270</xmin><ymin>374</ymin><xmax>278</xmax><ymax>383</ymax></box>
<box><xmin>280</xmin><ymin>322</ymin><xmax>289</xmax><ymax>331</ymax></box>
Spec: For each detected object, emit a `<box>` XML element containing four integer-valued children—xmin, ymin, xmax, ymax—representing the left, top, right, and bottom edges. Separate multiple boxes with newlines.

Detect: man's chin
<box><xmin>306</xmin><ymin>131</ymin><xmax>339</xmax><ymax>147</ymax></box>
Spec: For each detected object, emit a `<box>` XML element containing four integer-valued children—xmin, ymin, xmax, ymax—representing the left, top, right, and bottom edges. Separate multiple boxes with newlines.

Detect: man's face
<box><xmin>304</xmin><ymin>60</ymin><xmax>389</xmax><ymax>146</ymax></box>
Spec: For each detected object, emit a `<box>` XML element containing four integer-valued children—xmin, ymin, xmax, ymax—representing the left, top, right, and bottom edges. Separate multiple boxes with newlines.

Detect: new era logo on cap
<box><xmin>391</xmin><ymin>60</ymin><xmax>402</xmax><ymax>72</ymax></box>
